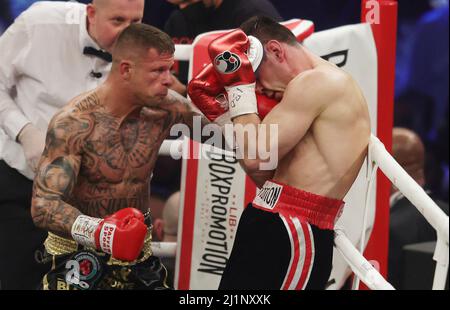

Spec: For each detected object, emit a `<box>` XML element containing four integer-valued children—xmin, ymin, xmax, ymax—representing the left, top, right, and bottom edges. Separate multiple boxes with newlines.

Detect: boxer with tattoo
<box><xmin>31</xmin><ymin>23</ymin><xmax>205</xmax><ymax>290</ymax></box>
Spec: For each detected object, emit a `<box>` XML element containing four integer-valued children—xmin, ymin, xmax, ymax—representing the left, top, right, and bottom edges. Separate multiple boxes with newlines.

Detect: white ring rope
<box><xmin>151</xmin><ymin>242</ymin><xmax>177</xmax><ymax>258</ymax></box>
<box><xmin>157</xmin><ymin>136</ymin><xmax>449</xmax><ymax>289</ymax></box>
<box><xmin>158</xmin><ymin>139</ymin><xmax>183</xmax><ymax>157</ymax></box>
<box><xmin>370</xmin><ymin>135</ymin><xmax>449</xmax><ymax>242</ymax></box>
<box><xmin>174</xmin><ymin>44</ymin><xmax>192</xmax><ymax>61</ymax></box>
<box><xmin>335</xmin><ymin>229</ymin><xmax>395</xmax><ymax>290</ymax></box>
<box><xmin>352</xmin><ymin>160</ymin><xmax>379</xmax><ymax>290</ymax></box>
<box><xmin>160</xmin><ymin>44</ymin><xmax>448</xmax><ymax>290</ymax></box>
<box><xmin>369</xmin><ymin>134</ymin><xmax>449</xmax><ymax>290</ymax></box>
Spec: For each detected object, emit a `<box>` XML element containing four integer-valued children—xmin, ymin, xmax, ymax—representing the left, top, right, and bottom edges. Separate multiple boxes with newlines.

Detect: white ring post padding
<box><xmin>175</xmin><ymin>44</ymin><xmax>192</xmax><ymax>61</ymax></box>
<box><xmin>158</xmin><ymin>139</ymin><xmax>183</xmax><ymax>157</ymax></box>
<box><xmin>151</xmin><ymin>242</ymin><xmax>177</xmax><ymax>258</ymax></box>
<box><xmin>369</xmin><ymin>134</ymin><xmax>449</xmax><ymax>290</ymax></box>
<box><xmin>334</xmin><ymin>229</ymin><xmax>395</xmax><ymax>290</ymax></box>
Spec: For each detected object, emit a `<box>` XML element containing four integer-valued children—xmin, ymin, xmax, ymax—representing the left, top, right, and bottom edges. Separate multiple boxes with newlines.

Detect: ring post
<box><xmin>361</xmin><ymin>0</ymin><xmax>398</xmax><ymax>285</ymax></box>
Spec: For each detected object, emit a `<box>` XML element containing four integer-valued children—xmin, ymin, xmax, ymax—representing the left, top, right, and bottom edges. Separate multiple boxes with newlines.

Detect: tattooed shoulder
<box><xmin>72</xmin><ymin>91</ymin><xmax>102</xmax><ymax>113</ymax></box>
<box><xmin>45</xmin><ymin>109</ymin><xmax>94</xmax><ymax>156</ymax></box>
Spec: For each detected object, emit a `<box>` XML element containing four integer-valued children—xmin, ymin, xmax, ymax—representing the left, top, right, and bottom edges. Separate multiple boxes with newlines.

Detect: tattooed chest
<box><xmin>79</xmin><ymin>114</ymin><xmax>166</xmax><ymax>184</ymax></box>
<box><xmin>71</xmin><ymin>183</ymin><xmax>150</xmax><ymax>217</ymax></box>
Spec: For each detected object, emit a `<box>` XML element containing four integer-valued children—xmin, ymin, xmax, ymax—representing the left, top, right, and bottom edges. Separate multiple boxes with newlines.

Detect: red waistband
<box><xmin>252</xmin><ymin>180</ymin><xmax>345</xmax><ymax>230</ymax></box>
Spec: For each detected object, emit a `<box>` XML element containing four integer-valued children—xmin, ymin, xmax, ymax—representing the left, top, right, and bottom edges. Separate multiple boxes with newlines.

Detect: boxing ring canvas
<box><xmin>173</xmin><ymin>21</ymin><xmax>384</xmax><ymax>290</ymax></box>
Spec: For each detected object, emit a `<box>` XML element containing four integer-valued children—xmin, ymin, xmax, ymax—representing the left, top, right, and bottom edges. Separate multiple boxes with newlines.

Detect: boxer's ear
<box><xmin>265</xmin><ymin>40</ymin><xmax>285</xmax><ymax>63</ymax></box>
<box><xmin>119</xmin><ymin>60</ymin><xmax>133</xmax><ymax>80</ymax></box>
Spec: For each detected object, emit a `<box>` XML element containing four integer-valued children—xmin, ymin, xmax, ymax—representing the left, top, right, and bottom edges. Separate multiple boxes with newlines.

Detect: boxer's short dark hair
<box><xmin>114</xmin><ymin>23</ymin><xmax>175</xmax><ymax>59</ymax></box>
<box><xmin>240</xmin><ymin>16</ymin><xmax>298</xmax><ymax>46</ymax></box>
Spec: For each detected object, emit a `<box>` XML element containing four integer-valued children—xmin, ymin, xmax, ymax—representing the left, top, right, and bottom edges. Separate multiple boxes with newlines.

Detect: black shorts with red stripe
<box><xmin>219</xmin><ymin>180</ymin><xmax>344</xmax><ymax>290</ymax></box>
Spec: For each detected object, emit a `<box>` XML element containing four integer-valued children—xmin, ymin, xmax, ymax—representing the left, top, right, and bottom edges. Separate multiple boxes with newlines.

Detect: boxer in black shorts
<box><xmin>31</xmin><ymin>24</ymin><xmax>209</xmax><ymax>290</ymax></box>
<box><xmin>188</xmin><ymin>16</ymin><xmax>371</xmax><ymax>289</ymax></box>
<box><xmin>220</xmin><ymin>181</ymin><xmax>342</xmax><ymax>290</ymax></box>
<box><xmin>38</xmin><ymin>212</ymin><xmax>169</xmax><ymax>290</ymax></box>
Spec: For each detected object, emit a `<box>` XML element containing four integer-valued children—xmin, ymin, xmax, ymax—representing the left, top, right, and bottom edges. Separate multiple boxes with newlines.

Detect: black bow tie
<box><xmin>83</xmin><ymin>46</ymin><xmax>112</xmax><ymax>63</ymax></box>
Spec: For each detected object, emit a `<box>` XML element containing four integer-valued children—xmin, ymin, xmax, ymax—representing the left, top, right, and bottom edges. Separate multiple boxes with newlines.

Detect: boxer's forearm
<box><xmin>31</xmin><ymin>130</ymin><xmax>83</xmax><ymax>238</ymax></box>
<box><xmin>31</xmin><ymin>176</ymin><xmax>81</xmax><ymax>239</ymax></box>
<box><xmin>31</xmin><ymin>195</ymin><xmax>81</xmax><ymax>239</ymax></box>
<box><xmin>186</xmin><ymin>112</ymin><xmax>218</xmax><ymax>145</ymax></box>
<box><xmin>233</xmin><ymin>114</ymin><xmax>276</xmax><ymax>185</ymax></box>
<box><xmin>164</xmin><ymin>90</ymin><xmax>224</xmax><ymax>145</ymax></box>
<box><xmin>233</xmin><ymin>113</ymin><xmax>264</xmax><ymax>171</ymax></box>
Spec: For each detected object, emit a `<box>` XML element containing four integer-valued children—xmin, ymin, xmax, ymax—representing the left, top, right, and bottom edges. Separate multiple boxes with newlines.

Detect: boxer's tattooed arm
<box><xmin>31</xmin><ymin>113</ymin><xmax>91</xmax><ymax>238</ymax></box>
<box><xmin>32</xmin><ymin>162</ymin><xmax>82</xmax><ymax>238</ymax></box>
<box><xmin>161</xmin><ymin>90</ymin><xmax>218</xmax><ymax>144</ymax></box>
<box><xmin>141</xmin><ymin>91</ymin><xmax>189</xmax><ymax>137</ymax></box>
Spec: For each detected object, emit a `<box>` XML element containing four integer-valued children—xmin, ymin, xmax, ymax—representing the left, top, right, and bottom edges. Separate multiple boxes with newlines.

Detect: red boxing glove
<box><xmin>71</xmin><ymin>208</ymin><xmax>148</xmax><ymax>262</ymax></box>
<box><xmin>257</xmin><ymin>93</ymin><xmax>279</xmax><ymax>120</ymax></box>
<box><xmin>187</xmin><ymin>64</ymin><xmax>231</xmax><ymax>126</ymax></box>
<box><xmin>208</xmin><ymin>29</ymin><xmax>257</xmax><ymax>86</ymax></box>
<box><xmin>208</xmin><ymin>29</ymin><xmax>264</xmax><ymax>120</ymax></box>
<box><xmin>188</xmin><ymin>65</ymin><xmax>278</xmax><ymax>125</ymax></box>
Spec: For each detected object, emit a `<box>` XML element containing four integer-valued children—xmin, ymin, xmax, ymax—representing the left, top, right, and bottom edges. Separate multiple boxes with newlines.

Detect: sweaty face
<box><xmin>130</xmin><ymin>49</ymin><xmax>174</xmax><ymax>105</ymax></box>
<box><xmin>89</xmin><ymin>0</ymin><xmax>144</xmax><ymax>52</ymax></box>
